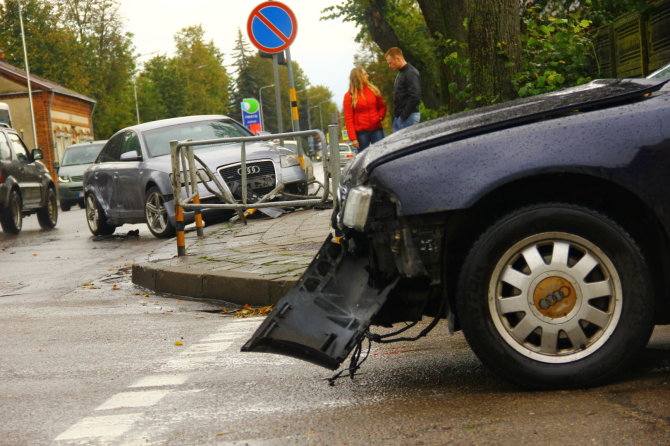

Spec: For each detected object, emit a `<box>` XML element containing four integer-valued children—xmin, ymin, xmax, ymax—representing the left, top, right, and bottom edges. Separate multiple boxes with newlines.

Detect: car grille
<box><xmin>218</xmin><ymin>160</ymin><xmax>276</xmax><ymax>200</ymax></box>
<box><xmin>70</xmin><ymin>175</ymin><xmax>84</xmax><ymax>182</ymax></box>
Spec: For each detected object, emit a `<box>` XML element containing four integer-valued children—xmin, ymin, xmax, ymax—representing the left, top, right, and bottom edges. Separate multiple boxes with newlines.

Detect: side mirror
<box><xmin>120</xmin><ymin>151</ymin><xmax>142</xmax><ymax>162</ymax></box>
<box><xmin>32</xmin><ymin>148</ymin><xmax>43</xmax><ymax>160</ymax></box>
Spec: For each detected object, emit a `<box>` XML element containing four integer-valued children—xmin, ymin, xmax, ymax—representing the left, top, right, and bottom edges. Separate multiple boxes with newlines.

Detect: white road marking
<box><xmin>162</xmin><ymin>354</ymin><xmax>218</xmax><ymax>370</ymax></box>
<box><xmin>199</xmin><ymin>332</ymin><xmax>241</xmax><ymax>342</ymax></box>
<box><xmin>181</xmin><ymin>341</ymin><xmax>234</xmax><ymax>355</ymax></box>
<box><xmin>129</xmin><ymin>374</ymin><xmax>190</xmax><ymax>388</ymax></box>
<box><xmin>54</xmin><ymin>413</ymin><xmax>144</xmax><ymax>441</ymax></box>
<box><xmin>53</xmin><ymin>319</ymin><xmax>265</xmax><ymax>444</ymax></box>
<box><xmin>95</xmin><ymin>390</ymin><xmax>171</xmax><ymax>411</ymax></box>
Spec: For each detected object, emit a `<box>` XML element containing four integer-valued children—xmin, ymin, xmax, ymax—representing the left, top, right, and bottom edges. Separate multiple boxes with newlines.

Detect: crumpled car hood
<box><xmin>347</xmin><ymin>78</ymin><xmax>668</xmax><ymax>183</ymax></box>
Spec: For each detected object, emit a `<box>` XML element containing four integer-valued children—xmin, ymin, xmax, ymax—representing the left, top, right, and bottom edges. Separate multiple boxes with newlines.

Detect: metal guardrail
<box><xmin>170</xmin><ymin>127</ymin><xmax>341</xmax><ymax>256</ymax></box>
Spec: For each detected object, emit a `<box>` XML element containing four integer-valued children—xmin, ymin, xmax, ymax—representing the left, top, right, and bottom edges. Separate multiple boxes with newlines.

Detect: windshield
<box><xmin>143</xmin><ymin>119</ymin><xmax>252</xmax><ymax>157</ymax></box>
<box><xmin>61</xmin><ymin>143</ymin><xmax>105</xmax><ymax>165</ymax></box>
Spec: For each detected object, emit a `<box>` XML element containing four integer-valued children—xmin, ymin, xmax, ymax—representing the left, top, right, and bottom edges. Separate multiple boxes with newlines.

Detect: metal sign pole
<box><xmin>284</xmin><ymin>48</ymin><xmax>305</xmax><ymax>168</ymax></box>
<box><xmin>272</xmin><ymin>54</ymin><xmax>283</xmax><ymax>136</ymax></box>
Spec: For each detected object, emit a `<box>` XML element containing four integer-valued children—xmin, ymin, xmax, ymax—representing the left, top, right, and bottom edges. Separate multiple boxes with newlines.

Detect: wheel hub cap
<box><xmin>533</xmin><ymin>276</ymin><xmax>577</xmax><ymax>318</ymax></box>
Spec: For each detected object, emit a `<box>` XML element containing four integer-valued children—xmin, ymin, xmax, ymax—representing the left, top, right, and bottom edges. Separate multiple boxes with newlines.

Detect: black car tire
<box><xmin>37</xmin><ymin>188</ymin><xmax>58</xmax><ymax>229</ymax></box>
<box><xmin>85</xmin><ymin>193</ymin><xmax>116</xmax><ymax>236</ymax></box>
<box><xmin>0</xmin><ymin>189</ymin><xmax>22</xmax><ymax>234</ymax></box>
<box><xmin>456</xmin><ymin>203</ymin><xmax>655</xmax><ymax>389</ymax></box>
<box><xmin>144</xmin><ymin>186</ymin><xmax>175</xmax><ymax>238</ymax></box>
<box><xmin>60</xmin><ymin>200</ymin><xmax>72</xmax><ymax>212</ymax></box>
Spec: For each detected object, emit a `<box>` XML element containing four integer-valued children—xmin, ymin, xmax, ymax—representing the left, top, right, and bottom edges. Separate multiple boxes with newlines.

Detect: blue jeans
<box><xmin>356</xmin><ymin>128</ymin><xmax>385</xmax><ymax>152</ymax></box>
<box><xmin>392</xmin><ymin>112</ymin><xmax>420</xmax><ymax>132</ymax></box>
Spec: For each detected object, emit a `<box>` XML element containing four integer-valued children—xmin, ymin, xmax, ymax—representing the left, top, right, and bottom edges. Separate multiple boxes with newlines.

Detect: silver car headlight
<box><xmin>280</xmin><ymin>154</ymin><xmax>300</xmax><ymax>168</ymax></box>
<box><xmin>342</xmin><ymin>185</ymin><xmax>373</xmax><ymax>231</ymax></box>
<box><xmin>58</xmin><ymin>175</ymin><xmax>70</xmax><ymax>183</ymax></box>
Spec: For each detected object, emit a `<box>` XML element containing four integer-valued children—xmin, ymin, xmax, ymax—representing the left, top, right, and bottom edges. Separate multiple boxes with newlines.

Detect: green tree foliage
<box><xmin>515</xmin><ymin>6</ymin><xmax>594</xmax><ymax>97</ymax></box>
<box><xmin>326</xmin><ymin>0</ymin><xmax>647</xmax><ymax>116</ymax></box>
<box><xmin>135</xmin><ymin>25</ymin><xmax>230</xmax><ymax>123</ymax></box>
<box><xmin>0</xmin><ymin>0</ymin><xmax>136</xmax><ymax>138</ymax></box>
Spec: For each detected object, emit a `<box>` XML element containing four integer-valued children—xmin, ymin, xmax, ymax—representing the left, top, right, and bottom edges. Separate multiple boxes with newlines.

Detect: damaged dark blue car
<box><xmin>243</xmin><ymin>78</ymin><xmax>670</xmax><ymax>389</ymax></box>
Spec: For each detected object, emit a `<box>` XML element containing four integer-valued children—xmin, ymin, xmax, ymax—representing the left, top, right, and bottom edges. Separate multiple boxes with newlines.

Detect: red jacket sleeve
<box><xmin>343</xmin><ymin>92</ymin><xmax>357</xmax><ymax>141</ymax></box>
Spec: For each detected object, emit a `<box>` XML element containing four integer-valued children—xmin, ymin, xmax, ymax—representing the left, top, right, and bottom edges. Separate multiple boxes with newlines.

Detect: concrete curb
<box><xmin>132</xmin><ymin>262</ymin><xmax>298</xmax><ymax>307</ymax></box>
<box><xmin>131</xmin><ymin>208</ymin><xmax>332</xmax><ymax>307</ymax></box>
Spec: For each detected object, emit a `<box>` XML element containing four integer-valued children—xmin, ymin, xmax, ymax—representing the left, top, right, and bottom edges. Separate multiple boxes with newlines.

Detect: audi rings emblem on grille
<box><xmin>237</xmin><ymin>165</ymin><xmax>262</xmax><ymax>175</ymax></box>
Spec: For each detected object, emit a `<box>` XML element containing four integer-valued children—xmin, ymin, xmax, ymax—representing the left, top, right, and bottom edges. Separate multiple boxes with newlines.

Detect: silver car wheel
<box><xmin>85</xmin><ymin>194</ymin><xmax>100</xmax><ymax>233</ymax></box>
<box><xmin>488</xmin><ymin>232</ymin><xmax>622</xmax><ymax>364</ymax></box>
<box><xmin>145</xmin><ymin>190</ymin><xmax>168</xmax><ymax>233</ymax></box>
<box><xmin>11</xmin><ymin>193</ymin><xmax>21</xmax><ymax>229</ymax></box>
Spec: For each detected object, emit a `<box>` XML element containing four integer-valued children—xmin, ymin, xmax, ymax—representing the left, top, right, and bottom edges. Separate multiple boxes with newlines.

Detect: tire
<box><xmin>144</xmin><ymin>186</ymin><xmax>175</xmax><ymax>238</ymax></box>
<box><xmin>0</xmin><ymin>189</ymin><xmax>22</xmax><ymax>234</ymax></box>
<box><xmin>37</xmin><ymin>188</ymin><xmax>58</xmax><ymax>229</ymax></box>
<box><xmin>456</xmin><ymin>203</ymin><xmax>655</xmax><ymax>389</ymax></box>
<box><xmin>60</xmin><ymin>200</ymin><xmax>72</xmax><ymax>212</ymax></box>
<box><xmin>78</xmin><ymin>199</ymin><xmax>85</xmax><ymax>209</ymax></box>
<box><xmin>85</xmin><ymin>193</ymin><xmax>116</xmax><ymax>236</ymax></box>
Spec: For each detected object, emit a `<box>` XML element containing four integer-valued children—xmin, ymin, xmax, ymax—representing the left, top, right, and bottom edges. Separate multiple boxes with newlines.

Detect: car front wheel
<box><xmin>37</xmin><ymin>188</ymin><xmax>58</xmax><ymax>229</ymax></box>
<box><xmin>145</xmin><ymin>186</ymin><xmax>175</xmax><ymax>238</ymax></box>
<box><xmin>85</xmin><ymin>193</ymin><xmax>116</xmax><ymax>236</ymax></box>
<box><xmin>456</xmin><ymin>203</ymin><xmax>655</xmax><ymax>389</ymax></box>
<box><xmin>0</xmin><ymin>189</ymin><xmax>22</xmax><ymax>234</ymax></box>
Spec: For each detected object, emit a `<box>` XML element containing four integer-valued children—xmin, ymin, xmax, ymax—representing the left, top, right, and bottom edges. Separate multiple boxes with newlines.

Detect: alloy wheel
<box><xmin>489</xmin><ymin>232</ymin><xmax>622</xmax><ymax>363</ymax></box>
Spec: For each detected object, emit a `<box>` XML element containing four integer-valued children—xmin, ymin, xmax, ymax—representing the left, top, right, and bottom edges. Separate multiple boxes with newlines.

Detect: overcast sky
<box><xmin>117</xmin><ymin>0</ymin><xmax>361</xmax><ymax>108</ymax></box>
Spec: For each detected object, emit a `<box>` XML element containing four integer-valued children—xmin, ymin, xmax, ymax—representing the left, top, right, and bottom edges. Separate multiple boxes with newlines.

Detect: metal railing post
<box><xmin>170</xmin><ymin>140</ymin><xmax>186</xmax><ymax>256</ymax></box>
<box><xmin>241</xmin><ymin>141</ymin><xmax>247</xmax><ymax>206</ymax></box>
<box><xmin>186</xmin><ymin>147</ymin><xmax>204</xmax><ymax>237</ymax></box>
<box><xmin>328</xmin><ymin>124</ymin><xmax>340</xmax><ymax>196</ymax></box>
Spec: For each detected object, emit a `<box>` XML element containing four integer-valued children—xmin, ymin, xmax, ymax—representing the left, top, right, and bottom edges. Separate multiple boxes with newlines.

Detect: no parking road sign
<box><xmin>247</xmin><ymin>1</ymin><xmax>297</xmax><ymax>53</ymax></box>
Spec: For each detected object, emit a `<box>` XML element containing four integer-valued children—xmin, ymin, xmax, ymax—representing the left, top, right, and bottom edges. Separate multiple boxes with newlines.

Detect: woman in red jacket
<box><xmin>343</xmin><ymin>67</ymin><xmax>387</xmax><ymax>152</ymax></box>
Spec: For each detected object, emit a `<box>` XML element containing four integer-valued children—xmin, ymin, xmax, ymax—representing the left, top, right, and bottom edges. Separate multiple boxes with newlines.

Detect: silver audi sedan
<box><xmin>83</xmin><ymin>115</ymin><xmax>308</xmax><ymax>238</ymax></box>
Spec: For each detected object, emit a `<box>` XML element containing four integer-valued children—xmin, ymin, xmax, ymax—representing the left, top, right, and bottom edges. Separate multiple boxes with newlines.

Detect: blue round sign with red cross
<box><xmin>247</xmin><ymin>1</ymin><xmax>298</xmax><ymax>54</ymax></box>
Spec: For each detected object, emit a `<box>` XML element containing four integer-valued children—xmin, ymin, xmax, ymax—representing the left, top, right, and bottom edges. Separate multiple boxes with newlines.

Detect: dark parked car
<box><xmin>0</xmin><ymin>126</ymin><xmax>57</xmax><ymax>233</ymax></box>
<box><xmin>244</xmin><ymin>78</ymin><xmax>670</xmax><ymax>389</ymax></box>
<box><xmin>83</xmin><ymin>115</ymin><xmax>309</xmax><ymax>238</ymax></box>
<box><xmin>57</xmin><ymin>140</ymin><xmax>106</xmax><ymax>211</ymax></box>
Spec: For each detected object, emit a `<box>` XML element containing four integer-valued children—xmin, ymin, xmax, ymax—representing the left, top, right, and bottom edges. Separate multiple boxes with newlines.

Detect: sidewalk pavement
<box><xmin>131</xmin><ymin>208</ymin><xmax>333</xmax><ymax>307</ymax></box>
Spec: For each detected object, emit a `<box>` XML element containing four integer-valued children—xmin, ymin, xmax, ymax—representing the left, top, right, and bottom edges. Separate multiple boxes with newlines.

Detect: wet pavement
<box><xmin>131</xmin><ymin>208</ymin><xmax>333</xmax><ymax>306</ymax></box>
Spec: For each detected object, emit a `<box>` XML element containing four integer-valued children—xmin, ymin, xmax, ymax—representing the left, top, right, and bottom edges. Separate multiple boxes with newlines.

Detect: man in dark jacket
<box><xmin>385</xmin><ymin>47</ymin><xmax>421</xmax><ymax>132</ymax></box>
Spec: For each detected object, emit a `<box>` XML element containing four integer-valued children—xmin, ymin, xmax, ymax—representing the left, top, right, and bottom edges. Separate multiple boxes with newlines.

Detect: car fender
<box><xmin>0</xmin><ymin>174</ymin><xmax>19</xmax><ymax>207</ymax></box>
<box><xmin>370</xmin><ymin>98</ymin><xmax>670</xmax><ymax>216</ymax></box>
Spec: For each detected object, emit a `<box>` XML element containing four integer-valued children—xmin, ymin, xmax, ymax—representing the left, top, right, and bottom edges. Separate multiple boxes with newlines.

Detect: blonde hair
<box><xmin>348</xmin><ymin>67</ymin><xmax>380</xmax><ymax>107</ymax></box>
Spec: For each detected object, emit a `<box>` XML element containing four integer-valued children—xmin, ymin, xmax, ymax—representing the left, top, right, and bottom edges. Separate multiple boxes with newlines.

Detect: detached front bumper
<box><xmin>242</xmin><ymin>234</ymin><xmax>397</xmax><ymax>369</ymax></box>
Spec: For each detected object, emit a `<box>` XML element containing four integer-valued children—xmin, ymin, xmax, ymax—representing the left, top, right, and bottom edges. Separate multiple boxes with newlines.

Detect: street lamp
<box><xmin>258</xmin><ymin>84</ymin><xmax>274</xmax><ymax>132</ymax></box>
<box><xmin>310</xmin><ymin>101</ymin><xmax>329</xmax><ymax>131</ymax></box>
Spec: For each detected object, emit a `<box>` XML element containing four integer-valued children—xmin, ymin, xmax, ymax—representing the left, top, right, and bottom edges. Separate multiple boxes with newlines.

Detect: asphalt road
<box><xmin>1</xmin><ymin>208</ymin><xmax>669</xmax><ymax>446</ymax></box>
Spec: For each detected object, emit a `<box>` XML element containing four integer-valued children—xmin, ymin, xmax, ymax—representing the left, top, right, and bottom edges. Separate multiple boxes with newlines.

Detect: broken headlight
<box><xmin>342</xmin><ymin>185</ymin><xmax>373</xmax><ymax>231</ymax></box>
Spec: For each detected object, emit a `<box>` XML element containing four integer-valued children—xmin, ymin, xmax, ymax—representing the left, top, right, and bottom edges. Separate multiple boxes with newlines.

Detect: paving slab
<box><xmin>132</xmin><ymin>208</ymin><xmax>332</xmax><ymax>306</ymax></box>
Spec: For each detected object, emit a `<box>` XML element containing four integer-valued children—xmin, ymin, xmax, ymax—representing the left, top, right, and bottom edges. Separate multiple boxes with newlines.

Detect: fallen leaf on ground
<box><xmin>174</xmin><ymin>341</ymin><xmax>183</xmax><ymax>346</ymax></box>
<box><xmin>234</xmin><ymin>304</ymin><xmax>272</xmax><ymax>318</ymax></box>
<box><xmin>111</xmin><ymin>285</ymin><xmax>121</xmax><ymax>290</ymax></box>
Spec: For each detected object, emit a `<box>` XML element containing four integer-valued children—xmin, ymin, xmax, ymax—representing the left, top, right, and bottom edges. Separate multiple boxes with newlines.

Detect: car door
<box><xmin>113</xmin><ymin>131</ymin><xmax>144</xmax><ymax>219</ymax></box>
<box><xmin>6</xmin><ymin>132</ymin><xmax>41</xmax><ymax>208</ymax></box>
<box><xmin>91</xmin><ymin>133</ymin><xmax>125</xmax><ymax>219</ymax></box>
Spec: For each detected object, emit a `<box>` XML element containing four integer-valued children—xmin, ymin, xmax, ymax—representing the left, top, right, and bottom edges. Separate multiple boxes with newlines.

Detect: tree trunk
<box><xmin>417</xmin><ymin>0</ymin><xmax>469</xmax><ymax>112</ymax></box>
<box><xmin>468</xmin><ymin>0</ymin><xmax>521</xmax><ymax>105</ymax></box>
<box><xmin>360</xmin><ymin>0</ymin><xmax>442</xmax><ymax>110</ymax></box>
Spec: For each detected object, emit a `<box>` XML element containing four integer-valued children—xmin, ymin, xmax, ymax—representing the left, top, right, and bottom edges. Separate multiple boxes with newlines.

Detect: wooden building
<box><xmin>0</xmin><ymin>55</ymin><xmax>96</xmax><ymax>177</ymax></box>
